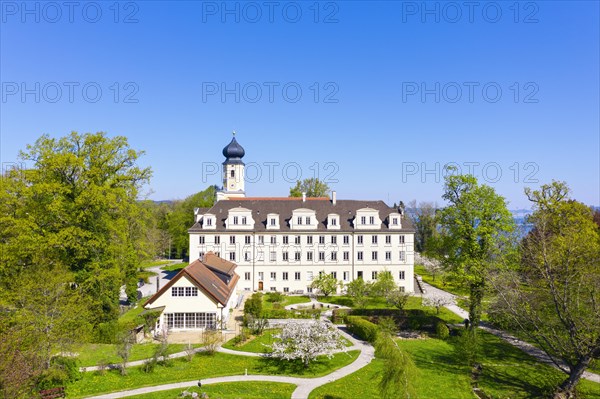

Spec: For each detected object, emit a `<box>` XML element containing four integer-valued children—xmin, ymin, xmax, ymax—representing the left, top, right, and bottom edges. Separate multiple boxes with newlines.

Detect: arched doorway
<box><xmin>258</xmin><ymin>281</ymin><xmax>263</xmax><ymax>291</ymax></box>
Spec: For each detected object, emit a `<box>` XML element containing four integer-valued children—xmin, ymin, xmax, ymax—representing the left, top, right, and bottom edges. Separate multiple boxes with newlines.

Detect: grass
<box><xmin>126</xmin><ymin>382</ymin><xmax>297</xmax><ymax>399</ymax></box>
<box><xmin>310</xmin><ymin>332</ymin><xmax>600</xmax><ymax>399</ymax></box>
<box><xmin>415</xmin><ymin>263</ymin><xmax>470</xmax><ymax>297</ymax></box>
<box><xmin>140</xmin><ymin>259</ymin><xmax>173</xmax><ymax>268</ymax></box>
<box><xmin>160</xmin><ymin>262</ymin><xmax>188</xmax><ymax>272</ymax></box>
<box><xmin>66</xmin><ymin>350</ymin><xmax>360</xmax><ymax>398</ymax></box>
<box><xmin>74</xmin><ymin>343</ymin><xmax>201</xmax><ymax>368</ymax></box>
<box><xmin>137</xmin><ymin>270</ymin><xmax>157</xmax><ymax>283</ymax></box>
<box><xmin>118</xmin><ymin>300</ymin><xmax>151</xmax><ymax>326</ymax></box>
<box><xmin>262</xmin><ymin>293</ymin><xmax>311</xmax><ymax>310</ymax></box>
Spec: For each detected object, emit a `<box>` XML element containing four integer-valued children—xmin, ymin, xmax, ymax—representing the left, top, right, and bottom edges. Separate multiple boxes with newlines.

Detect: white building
<box><xmin>188</xmin><ymin>135</ymin><xmax>415</xmax><ymax>294</ymax></box>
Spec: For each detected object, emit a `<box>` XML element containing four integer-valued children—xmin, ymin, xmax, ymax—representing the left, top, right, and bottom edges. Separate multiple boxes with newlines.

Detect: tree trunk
<box><xmin>554</xmin><ymin>356</ymin><xmax>592</xmax><ymax>399</ymax></box>
<box><xmin>468</xmin><ymin>282</ymin><xmax>484</xmax><ymax>332</ymax></box>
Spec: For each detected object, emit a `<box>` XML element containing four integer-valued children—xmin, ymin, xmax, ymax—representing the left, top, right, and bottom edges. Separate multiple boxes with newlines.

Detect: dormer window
<box><xmin>297</xmin><ymin>217</ymin><xmax>303</xmax><ymax>225</ymax></box>
<box><xmin>392</xmin><ymin>218</ymin><xmax>398</xmax><ymax>225</ymax></box>
<box><xmin>305</xmin><ymin>216</ymin><xmax>310</xmax><ymax>224</ymax></box>
<box><xmin>206</xmin><ymin>218</ymin><xmax>212</xmax><ymax>226</ymax></box>
<box><xmin>369</xmin><ymin>216</ymin><xmax>375</xmax><ymax>224</ymax></box>
<box><xmin>332</xmin><ymin>218</ymin><xmax>337</xmax><ymax>226</ymax></box>
<box><xmin>242</xmin><ymin>216</ymin><xmax>247</xmax><ymax>225</ymax></box>
<box><xmin>233</xmin><ymin>216</ymin><xmax>239</xmax><ymax>225</ymax></box>
<box><xmin>270</xmin><ymin>218</ymin><xmax>276</xmax><ymax>226</ymax></box>
<box><xmin>361</xmin><ymin>216</ymin><xmax>366</xmax><ymax>224</ymax></box>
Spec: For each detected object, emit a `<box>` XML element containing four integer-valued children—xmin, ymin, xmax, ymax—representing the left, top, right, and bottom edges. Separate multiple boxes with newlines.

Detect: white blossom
<box><xmin>268</xmin><ymin>320</ymin><xmax>345</xmax><ymax>366</ymax></box>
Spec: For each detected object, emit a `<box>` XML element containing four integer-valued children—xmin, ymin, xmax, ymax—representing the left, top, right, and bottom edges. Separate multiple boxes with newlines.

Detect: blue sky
<box><xmin>1</xmin><ymin>1</ymin><xmax>598</xmax><ymax>208</ymax></box>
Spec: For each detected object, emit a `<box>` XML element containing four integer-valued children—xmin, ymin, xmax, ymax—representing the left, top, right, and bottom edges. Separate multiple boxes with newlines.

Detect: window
<box><xmin>297</xmin><ymin>216</ymin><xmax>302</xmax><ymax>225</ymax></box>
<box><xmin>319</xmin><ymin>252</ymin><xmax>325</xmax><ymax>261</ymax></box>
<box><xmin>331</xmin><ymin>218</ymin><xmax>337</xmax><ymax>226</ymax></box>
<box><xmin>206</xmin><ymin>218</ymin><xmax>212</xmax><ymax>226</ymax></box>
<box><xmin>258</xmin><ymin>272</ymin><xmax>264</xmax><ymax>280</ymax></box>
<box><xmin>331</xmin><ymin>271</ymin><xmax>337</xmax><ymax>279</ymax></box>
<box><xmin>199</xmin><ymin>251</ymin><xmax>205</xmax><ymax>259</ymax></box>
<box><xmin>372</xmin><ymin>251</ymin><xmax>378</xmax><ymax>261</ymax></box>
<box><xmin>331</xmin><ymin>236</ymin><xmax>337</xmax><ymax>244</ymax></box>
<box><xmin>270</xmin><ymin>251</ymin><xmax>276</xmax><ymax>262</ymax></box>
<box><xmin>307</xmin><ymin>287</ymin><xmax>313</xmax><ymax>293</ymax></box>
<box><xmin>392</xmin><ymin>217</ymin><xmax>398</xmax><ymax>225</ymax></box>
<box><xmin>270</xmin><ymin>272</ymin><xmax>276</xmax><ymax>281</ymax></box>
<box><xmin>245</xmin><ymin>235</ymin><xmax>251</xmax><ymax>244</ymax></box>
<box><xmin>270</xmin><ymin>236</ymin><xmax>277</xmax><ymax>244</ymax></box>
<box><xmin>282</xmin><ymin>272</ymin><xmax>289</xmax><ymax>280</ymax></box>
<box><xmin>331</xmin><ymin>251</ymin><xmax>337</xmax><ymax>261</ymax></box>
<box><xmin>244</xmin><ymin>252</ymin><xmax>251</xmax><ymax>261</ymax></box>
<box><xmin>229</xmin><ymin>236</ymin><xmax>235</xmax><ymax>244</ymax></box>
<box><xmin>283</xmin><ymin>287</ymin><xmax>289</xmax><ymax>293</ymax></box>
<box><xmin>270</xmin><ymin>287</ymin><xmax>276</xmax><ymax>292</ymax></box>
<box><xmin>245</xmin><ymin>272</ymin><xmax>251</xmax><ymax>281</ymax></box>
<box><xmin>295</xmin><ymin>236</ymin><xmax>301</xmax><ymax>244</ymax></box>
<box><xmin>385</xmin><ymin>251</ymin><xmax>391</xmax><ymax>261</ymax></box>
<box><xmin>199</xmin><ymin>236</ymin><xmax>205</xmax><ymax>244</ymax></box>
<box><xmin>343</xmin><ymin>271</ymin><xmax>349</xmax><ymax>281</ymax></box>
<box><xmin>270</xmin><ymin>218</ymin><xmax>276</xmax><ymax>226</ymax></box>
<box><xmin>343</xmin><ymin>251</ymin><xmax>349</xmax><ymax>261</ymax></box>
<box><xmin>233</xmin><ymin>216</ymin><xmax>239</xmax><ymax>225</ymax></box>
<box><xmin>171</xmin><ymin>287</ymin><xmax>185</xmax><ymax>296</ymax></box>
<box><xmin>399</xmin><ymin>271</ymin><xmax>405</xmax><ymax>280</ymax></box>
<box><xmin>229</xmin><ymin>252</ymin><xmax>236</xmax><ymax>261</ymax></box>
<box><xmin>215</xmin><ymin>251</ymin><xmax>220</xmax><ymax>257</ymax></box>
<box><xmin>399</xmin><ymin>286</ymin><xmax>405</xmax><ymax>292</ymax></box>
<box><xmin>242</xmin><ymin>216</ymin><xmax>247</xmax><ymax>225</ymax></box>
<box><xmin>361</xmin><ymin>216</ymin><xmax>366</xmax><ymax>224</ymax></box>
<box><xmin>165</xmin><ymin>313</ymin><xmax>216</xmax><ymax>329</ymax></box>
<box><xmin>372</xmin><ymin>271</ymin><xmax>378</xmax><ymax>280</ymax></box>
<box><xmin>305</xmin><ymin>216</ymin><xmax>311</xmax><ymax>224</ymax></box>
<box><xmin>283</xmin><ymin>252</ymin><xmax>289</xmax><ymax>261</ymax></box>
<box><xmin>357</xmin><ymin>251</ymin><xmax>363</xmax><ymax>261</ymax></box>
<box><xmin>295</xmin><ymin>272</ymin><xmax>301</xmax><ymax>280</ymax></box>
<box><xmin>343</xmin><ymin>235</ymin><xmax>349</xmax><ymax>244</ymax></box>
<box><xmin>215</xmin><ymin>236</ymin><xmax>220</xmax><ymax>244</ymax></box>
<box><xmin>230</xmin><ymin>170</ymin><xmax>235</xmax><ymax>178</ymax></box>
<box><xmin>385</xmin><ymin>235</ymin><xmax>391</xmax><ymax>244</ymax></box>
<box><xmin>307</xmin><ymin>236</ymin><xmax>313</xmax><ymax>244</ymax></box>
<box><xmin>319</xmin><ymin>236</ymin><xmax>325</xmax><ymax>244</ymax></box>
<box><xmin>399</xmin><ymin>251</ymin><xmax>406</xmax><ymax>261</ymax></box>
<box><xmin>307</xmin><ymin>251</ymin><xmax>314</xmax><ymax>261</ymax></box>
<box><xmin>399</xmin><ymin>235</ymin><xmax>405</xmax><ymax>244</ymax></box>
<box><xmin>185</xmin><ymin>287</ymin><xmax>198</xmax><ymax>296</ymax></box>
<box><xmin>307</xmin><ymin>271</ymin><xmax>314</xmax><ymax>281</ymax></box>
<box><xmin>295</xmin><ymin>252</ymin><xmax>301</xmax><ymax>261</ymax></box>
<box><xmin>369</xmin><ymin>216</ymin><xmax>375</xmax><ymax>224</ymax></box>
<box><xmin>372</xmin><ymin>235</ymin><xmax>378</xmax><ymax>244</ymax></box>
<box><xmin>357</xmin><ymin>271</ymin><xmax>363</xmax><ymax>279</ymax></box>
<box><xmin>283</xmin><ymin>236</ymin><xmax>289</xmax><ymax>244</ymax></box>
<box><xmin>174</xmin><ymin>313</ymin><xmax>184</xmax><ymax>328</ymax></box>
<box><xmin>357</xmin><ymin>235</ymin><xmax>363</xmax><ymax>245</ymax></box>
<box><xmin>258</xmin><ymin>235</ymin><xmax>264</xmax><ymax>245</ymax></box>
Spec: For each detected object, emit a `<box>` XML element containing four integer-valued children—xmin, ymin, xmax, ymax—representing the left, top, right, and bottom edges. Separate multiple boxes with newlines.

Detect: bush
<box><xmin>332</xmin><ymin>308</ymin><xmax>351</xmax><ymax>324</ymax></box>
<box><xmin>436</xmin><ymin>322</ymin><xmax>450</xmax><ymax>339</ymax></box>
<box><xmin>37</xmin><ymin>356</ymin><xmax>81</xmax><ymax>389</ymax></box>
<box><xmin>50</xmin><ymin>356</ymin><xmax>80</xmax><ymax>382</ymax></box>
<box><xmin>346</xmin><ymin>316</ymin><xmax>380</xmax><ymax>342</ymax></box>
<box><xmin>141</xmin><ymin>357</ymin><xmax>156</xmax><ymax>373</ymax></box>
<box><xmin>266</xmin><ymin>292</ymin><xmax>284</xmax><ymax>303</ymax></box>
<box><xmin>94</xmin><ymin>321</ymin><xmax>120</xmax><ymax>344</ymax></box>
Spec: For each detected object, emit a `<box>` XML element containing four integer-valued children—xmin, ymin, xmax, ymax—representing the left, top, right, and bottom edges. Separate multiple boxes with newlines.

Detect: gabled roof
<box><xmin>188</xmin><ymin>197</ymin><xmax>414</xmax><ymax>233</ymax></box>
<box><xmin>145</xmin><ymin>253</ymin><xmax>239</xmax><ymax>307</ymax></box>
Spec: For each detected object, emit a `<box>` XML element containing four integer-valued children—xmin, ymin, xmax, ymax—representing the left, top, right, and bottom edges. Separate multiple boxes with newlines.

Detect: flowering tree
<box><xmin>423</xmin><ymin>294</ymin><xmax>451</xmax><ymax>315</ymax></box>
<box><xmin>269</xmin><ymin>321</ymin><xmax>345</xmax><ymax>367</ymax></box>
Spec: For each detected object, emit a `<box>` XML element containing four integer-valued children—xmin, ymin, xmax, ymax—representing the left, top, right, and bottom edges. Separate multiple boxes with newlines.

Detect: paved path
<box><xmin>419</xmin><ymin>280</ymin><xmax>600</xmax><ymax>384</ymax></box>
<box><xmin>83</xmin><ymin>322</ymin><xmax>374</xmax><ymax>399</ymax></box>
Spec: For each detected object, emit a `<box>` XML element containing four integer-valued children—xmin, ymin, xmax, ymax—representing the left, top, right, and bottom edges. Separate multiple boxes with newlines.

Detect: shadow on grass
<box><xmin>256</xmin><ymin>356</ymin><xmax>313</xmax><ymax>376</ymax></box>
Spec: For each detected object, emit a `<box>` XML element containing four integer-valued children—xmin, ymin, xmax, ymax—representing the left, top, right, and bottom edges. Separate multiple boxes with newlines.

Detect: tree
<box><xmin>375</xmin><ymin>332</ymin><xmax>417</xmax><ymax>399</ymax></box>
<box><xmin>371</xmin><ymin>270</ymin><xmax>396</xmax><ymax>297</ymax></box>
<box><xmin>289</xmin><ymin>178</ymin><xmax>330</xmax><ymax>197</ymax></box>
<box><xmin>423</xmin><ymin>294</ymin><xmax>451</xmax><ymax>315</ymax></box>
<box><xmin>386</xmin><ymin>289</ymin><xmax>410</xmax><ymax>311</ymax></box>
<box><xmin>116</xmin><ymin>331</ymin><xmax>134</xmax><ymax>376</ymax></box>
<box><xmin>490</xmin><ymin>181</ymin><xmax>600</xmax><ymax>398</ymax></box>
<box><xmin>346</xmin><ymin>277</ymin><xmax>369</xmax><ymax>308</ymax></box>
<box><xmin>269</xmin><ymin>321</ymin><xmax>345</xmax><ymax>367</ymax></box>
<box><xmin>407</xmin><ymin>200</ymin><xmax>438</xmax><ymax>253</ymax></box>
<box><xmin>311</xmin><ymin>271</ymin><xmax>339</xmax><ymax>297</ymax></box>
<box><xmin>433</xmin><ymin>170</ymin><xmax>514</xmax><ymax>335</ymax></box>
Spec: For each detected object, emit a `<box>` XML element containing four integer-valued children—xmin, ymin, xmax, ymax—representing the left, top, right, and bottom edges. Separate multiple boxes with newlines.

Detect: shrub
<box><xmin>94</xmin><ymin>321</ymin><xmax>120</xmax><ymax>344</ymax></box>
<box><xmin>332</xmin><ymin>308</ymin><xmax>351</xmax><ymax>324</ymax></box>
<box><xmin>436</xmin><ymin>322</ymin><xmax>450</xmax><ymax>339</ymax></box>
<box><xmin>266</xmin><ymin>292</ymin><xmax>284</xmax><ymax>303</ymax></box>
<box><xmin>37</xmin><ymin>356</ymin><xmax>81</xmax><ymax>389</ymax></box>
<box><xmin>141</xmin><ymin>357</ymin><xmax>156</xmax><ymax>373</ymax></box>
<box><xmin>346</xmin><ymin>316</ymin><xmax>380</xmax><ymax>342</ymax></box>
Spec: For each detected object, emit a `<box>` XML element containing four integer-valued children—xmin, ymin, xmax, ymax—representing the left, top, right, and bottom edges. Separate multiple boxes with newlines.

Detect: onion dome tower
<box><xmin>217</xmin><ymin>132</ymin><xmax>246</xmax><ymax>201</ymax></box>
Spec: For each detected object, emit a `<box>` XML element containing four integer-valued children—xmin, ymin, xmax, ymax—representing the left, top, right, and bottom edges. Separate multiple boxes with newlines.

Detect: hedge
<box><xmin>346</xmin><ymin>316</ymin><xmax>380</xmax><ymax>342</ymax></box>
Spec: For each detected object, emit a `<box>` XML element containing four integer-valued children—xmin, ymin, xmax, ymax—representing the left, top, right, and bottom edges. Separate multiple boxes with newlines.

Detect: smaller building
<box><xmin>144</xmin><ymin>252</ymin><xmax>240</xmax><ymax>332</ymax></box>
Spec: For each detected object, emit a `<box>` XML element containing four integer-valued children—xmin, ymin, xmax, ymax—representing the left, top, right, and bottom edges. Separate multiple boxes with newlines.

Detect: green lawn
<box><xmin>415</xmin><ymin>264</ymin><xmax>470</xmax><ymax>297</ymax></box>
<box><xmin>126</xmin><ymin>382</ymin><xmax>297</xmax><ymax>399</ymax></box>
<box><xmin>137</xmin><ymin>269</ymin><xmax>157</xmax><ymax>283</ymax></box>
<box><xmin>118</xmin><ymin>301</ymin><xmax>151</xmax><ymax>326</ymax></box>
<box><xmin>140</xmin><ymin>259</ymin><xmax>173</xmax><ymax>268</ymax></box>
<box><xmin>160</xmin><ymin>262</ymin><xmax>188</xmax><ymax>272</ymax></box>
<box><xmin>66</xmin><ymin>350</ymin><xmax>360</xmax><ymax>398</ymax></box>
<box><xmin>262</xmin><ymin>293</ymin><xmax>311</xmax><ymax>310</ymax></box>
<box><xmin>310</xmin><ymin>333</ymin><xmax>600</xmax><ymax>399</ymax></box>
<box><xmin>74</xmin><ymin>343</ymin><xmax>201</xmax><ymax>368</ymax></box>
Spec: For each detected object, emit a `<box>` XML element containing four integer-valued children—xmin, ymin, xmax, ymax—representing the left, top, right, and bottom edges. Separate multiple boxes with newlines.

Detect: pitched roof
<box><xmin>145</xmin><ymin>253</ymin><xmax>239</xmax><ymax>307</ymax></box>
<box><xmin>189</xmin><ymin>197</ymin><xmax>414</xmax><ymax>233</ymax></box>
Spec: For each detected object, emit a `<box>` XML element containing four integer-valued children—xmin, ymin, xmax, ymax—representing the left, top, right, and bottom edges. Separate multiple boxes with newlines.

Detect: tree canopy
<box><xmin>289</xmin><ymin>178</ymin><xmax>330</xmax><ymax>197</ymax></box>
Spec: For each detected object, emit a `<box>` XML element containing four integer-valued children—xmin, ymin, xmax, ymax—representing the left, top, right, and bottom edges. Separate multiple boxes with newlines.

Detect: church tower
<box><xmin>216</xmin><ymin>133</ymin><xmax>246</xmax><ymax>201</ymax></box>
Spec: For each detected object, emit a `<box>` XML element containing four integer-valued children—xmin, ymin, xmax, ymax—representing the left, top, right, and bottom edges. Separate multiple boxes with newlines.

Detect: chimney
<box><xmin>332</xmin><ymin>191</ymin><xmax>337</xmax><ymax>205</ymax></box>
<box><xmin>302</xmin><ymin>192</ymin><xmax>306</xmax><ymax>202</ymax></box>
